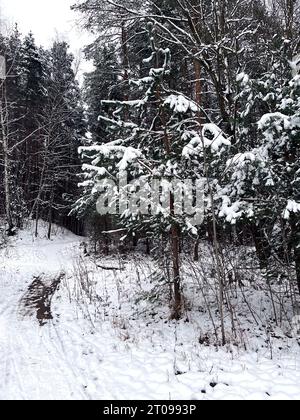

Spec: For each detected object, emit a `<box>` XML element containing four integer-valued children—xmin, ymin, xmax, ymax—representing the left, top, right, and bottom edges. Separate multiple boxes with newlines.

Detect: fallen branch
<box><xmin>101</xmin><ymin>229</ymin><xmax>127</xmax><ymax>235</ymax></box>
<box><xmin>97</xmin><ymin>265</ymin><xmax>125</xmax><ymax>271</ymax></box>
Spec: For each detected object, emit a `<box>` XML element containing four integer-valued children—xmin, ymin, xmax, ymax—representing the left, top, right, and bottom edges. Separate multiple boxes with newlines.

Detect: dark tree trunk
<box><xmin>146</xmin><ymin>238</ymin><xmax>151</xmax><ymax>256</ymax></box>
<box><xmin>251</xmin><ymin>221</ymin><xmax>272</xmax><ymax>270</ymax></box>
<box><xmin>294</xmin><ymin>244</ymin><xmax>300</xmax><ymax>295</ymax></box>
<box><xmin>291</xmin><ymin>215</ymin><xmax>300</xmax><ymax>295</ymax></box>
<box><xmin>47</xmin><ymin>189</ymin><xmax>54</xmax><ymax>240</ymax></box>
<box><xmin>104</xmin><ymin>216</ymin><xmax>110</xmax><ymax>255</ymax></box>
<box><xmin>194</xmin><ymin>238</ymin><xmax>200</xmax><ymax>262</ymax></box>
<box><xmin>171</xmin><ymin>224</ymin><xmax>181</xmax><ymax>320</ymax></box>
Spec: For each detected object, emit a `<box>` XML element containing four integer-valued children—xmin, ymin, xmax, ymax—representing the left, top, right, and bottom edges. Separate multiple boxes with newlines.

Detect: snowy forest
<box><xmin>0</xmin><ymin>0</ymin><xmax>300</xmax><ymax>401</ymax></box>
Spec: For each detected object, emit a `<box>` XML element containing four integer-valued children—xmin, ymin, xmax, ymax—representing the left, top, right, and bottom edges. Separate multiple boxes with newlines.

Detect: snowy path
<box><xmin>1</xmin><ymin>225</ymin><xmax>300</xmax><ymax>400</ymax></box>
<box><xmin>0</xmin><ymin>227</ymin><xmax>90</xmax><ymax>399</ymax></box>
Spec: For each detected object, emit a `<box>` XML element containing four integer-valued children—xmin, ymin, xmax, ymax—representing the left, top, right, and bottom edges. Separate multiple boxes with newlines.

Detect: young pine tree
<box><xmin>220</xmin><ymin>56</ymin><xmax>300</xmax><ymax>292</ymax></box>
<box><xmin>76</xmin><ymin>27</ymin><xmax>230</xmax><ymax>318</ymax></box>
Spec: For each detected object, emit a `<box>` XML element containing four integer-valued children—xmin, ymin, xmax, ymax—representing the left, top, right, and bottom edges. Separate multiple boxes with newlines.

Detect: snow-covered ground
<box><xmin>0</xmin><ymin>222</ymin><xmax>300</xmax><ymax>400</ymax></box>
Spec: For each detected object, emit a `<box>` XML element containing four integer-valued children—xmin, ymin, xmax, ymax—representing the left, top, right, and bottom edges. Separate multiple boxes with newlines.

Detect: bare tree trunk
<box><xmin>35</xmin><ymin>205</ymin><xmax>39</xmax><ymax>238</ymax></box>
<box><xmin>291</xmin><ymin>215</ymin><xmax>300</xmax><ymax>295</ymax></box>
<box><xmin>155</xmin><ymin>46</ymin><xmax>182</xmax><ymax>318</ymax></box>
<box><xmin>121</xmin><ymin>21</ymin><xmax>130</xmax><ymax>120</ymax></box>
<box><xmin>0</xmin><ymin>87</ymin><xmax>14</xmax><ymax>235</ymax></box>
<box><xmin>104</xmin><ymin>215</ymin><xmax>110</xmax><ymax>255</ymax></box>
<box><xmin>47</xmin><ymin>188</ymin><xmax>54</xmax><ymax>240</ymax></box>
<box><xmin>33</xmin><ymin>151</ymin><xmax>47</xmax><ymax>237</ymax></box>
<box><xmin>194</xmin><ymin>238</ymin><xmax>200</xmax><ymax>262</ymax></box>
<box><xmin>196</xmin><ymin>44</ymin><xmax>225</xmax><ymax>342</ymax></box>
<box><xmin>285</xmin><ymin>0</ymin><xmax>295</xmax><ymax>41</ymax></box>
<box><xmin>193</xmin><ymin>58</ymin><xmax>202</xmax><ymax>263</ymax></box>
<box><xmin>146</xmin><ymin>238</ymin><xmax>151</xmax><ymax>255</ymax></box>
<box><xmin>121</xmin><ymin>21</ymin><xmax>129</xmax><ymax>85</ymax></box>
<box><xmin>210</xmin><ymin>203</ymin><xmax>226</xmax><ymax>346</ymax></box>
<box><xmin>294</xmin><ymin>244</ymin><xmax>300</xmax><ymax>296</ymax></box>
<box><xmin>30</xmin><ymin>141</ymin><xmax>47</xmax><ymax>221</ymax></box>
<box><xmin>250</xmin><ymin>220</ymin><xmax>272</xmax><ymax>270</ymax></box>
<box><xmin>194</xmin><ymin>59</ymin><xmax>202</xmax><ymax>107</ymax></box>
<box><xmin>170</xmin><ymin>223</ymin><xmax>181</xmax><ymax>319</ymax></box>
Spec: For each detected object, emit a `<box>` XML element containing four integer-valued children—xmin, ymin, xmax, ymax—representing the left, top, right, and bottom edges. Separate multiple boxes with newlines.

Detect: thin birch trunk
<box><xmin>0</xmin><ymin>86</ymin><xmax>13</xmax><ymax>234</ymax></box>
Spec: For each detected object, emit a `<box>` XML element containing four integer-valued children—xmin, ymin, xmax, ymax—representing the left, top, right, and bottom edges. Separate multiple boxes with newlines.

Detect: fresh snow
<box><xmin>289</xmin><ymin>54</ymin><xmax>300</xmax><ymax>77</ymax></box>
<box><xmin>202</xmin><ymin>124</ymin><xmax>231</xmax><ymax>152</ymax></box>
<box><xmin>258</xmin><ymin>112</ymin><xmax>300</xmax><ymax>131</ymax></box>
<box><xmin>0</xmin><ymin>223</ymin><xmax>300</xmax><ymax>400</ymax></box>
<box><xmin>117</xmin><ymin>147</ymin><xmax>143</xmax><ymax>171</ymax></box>
<box><xmin>236</xmin><ymin>72</ymin><xmax>250</xmax><ymax>85</ymax></box>
<box><xmin>183</xmin><ymin>124</ymin><xmax>231</xmax><ymax>158</ymax></box>
<box><xmin>284</xmin><ymin>200</ymin><xmax>300</xmax><ymax>219</ymax></box>
<box><xmin>164</xmin><ymin>95</ymin><xmax>198</xmax><ymax>114</ymax></box>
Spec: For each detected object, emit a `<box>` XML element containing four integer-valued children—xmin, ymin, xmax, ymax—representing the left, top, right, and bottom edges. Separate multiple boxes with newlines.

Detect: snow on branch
<box><xmin>289</xmin><ymin>54</ymin><xmax>300</xmax><ymax>77</ymax></box>
<box><xmin>258</xmin><ymin>112</ymin><xmax>300</xmax><ymax>131</ymax></box>
<box><xmin>79</xmin><ymin>143</ymin><xmax>127</xmax><ymax>157</ymax></box>
<box><xmin>182</xmin><ymin>123</ymin><xmax>231</xmax><ymax>158</ymax></box>
<box><xmin>117</xmin><ymin>147</ymin><xmax>143</xmax><ymax>171</ymax></box>
<box><xmin>98</xmin><ymin>115</ymin><xmax>138</xmax><ymax>130</ymax></box>
<box><xmin>164</xmin><ymin>95</ymin><xmax>198</xmax><ymax>114</ymax></box>
<box><xmin>219</xmin><ymin>197</ymin><xmax>252</xmax><ymax>225</ymax></box>
<box><xmin>284</xmin><ymin>200</ymin><xmax>300</xmax><ymax>220</ymax></box>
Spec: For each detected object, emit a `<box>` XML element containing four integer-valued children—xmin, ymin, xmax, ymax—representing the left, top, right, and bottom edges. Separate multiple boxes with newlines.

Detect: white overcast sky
<box><xmin>0</xmin><ymin>0</ymin><xmax>93</xmax><ymax>76</ymax></box>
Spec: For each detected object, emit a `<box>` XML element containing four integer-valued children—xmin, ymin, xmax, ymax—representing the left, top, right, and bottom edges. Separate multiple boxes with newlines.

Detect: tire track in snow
<box><xmin>0</xmin><ymin>228</ymin><xmax>85</xmax><ymax>399</ymax></box>
<box><xmin>42</xmin><ymin>322</ymin><xmax>92</xmax><ymax>400</ymax></box>
<box><xmin>18</xmin><ymin>273</ymin><xmax>65</xmax><ymax>325</ymax></box>
<box><xmin>7</xmin><ymin>330</ymin><xmax>26</xmax><ymax>400</ymax></box>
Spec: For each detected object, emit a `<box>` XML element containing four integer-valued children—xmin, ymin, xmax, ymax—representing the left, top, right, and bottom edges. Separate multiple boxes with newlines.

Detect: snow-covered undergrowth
<box><xmin>0</xmin><ymin>222</ymin><xmax>300</xmax><ymax>400</ymax></box>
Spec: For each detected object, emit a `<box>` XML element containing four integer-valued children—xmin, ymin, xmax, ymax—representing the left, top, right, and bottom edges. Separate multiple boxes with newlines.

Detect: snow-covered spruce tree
<box><xmin>76</xmin><ymin>27</ymin><xmax>230</xmax><ymax>318</ymax></box>
<box><xmin>1</xmin><ymin>31</ymin><xmax>50</xmax><ymax>230</ymax></box>
<box><xmin>0</xmin><ymin>28</ymin><xmax>35</xmax><ymax>234</ymax></box>
<box><xmin>19</xmin><ymin>33</ymin><xmax>49</xmax><ymax>219</ymax></box>
<box><xmin>32</xmin><ymin>41</ymin><xmax>85</xmax><ymax>238</ymax></box>
<box><xmin>83</xmin><ymin>44</ymin><xmax>122</xmax><ymax>144</ymax></box>
<box><xmin>219</xmin><ymin>56</ymin><xmax>300</xmax><ymax>291</ymax></box>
